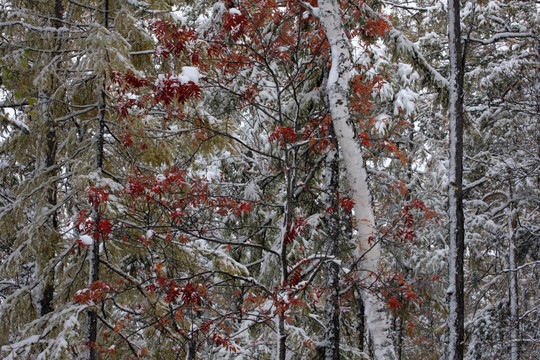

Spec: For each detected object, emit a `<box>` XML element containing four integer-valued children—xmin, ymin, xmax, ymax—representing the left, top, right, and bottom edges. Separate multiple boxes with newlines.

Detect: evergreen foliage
<box><xmin>0</xmin><ymin>0</ymin><xmax>538</xmax><ymax>359</ymax></box>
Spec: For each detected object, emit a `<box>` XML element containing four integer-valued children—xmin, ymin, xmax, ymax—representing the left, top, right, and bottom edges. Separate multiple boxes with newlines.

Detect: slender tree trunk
<box><xmin>277</xmin><ymin>209</ymin><xmax>289</xmax><ymax>360</ymax></box>
<box><xmin>324</xmin><ymin>135</ymin><xmax>340</xmax><ymax>360</ymax></box>
<box><xmin>40</xmin><ymin>118</ymin><xmax>57</xmax><ymax>317</ymax></box>
<box><xmin>86</xmin><ymin>86</ymin><xmax>105</xmax><ymax>360</ymax></box>
<box><xmin>39</xmin><ymin>0</ymin><xmax>64</xmax><ymax>318</ymax></box>
<box><xmin>87</xmin><ymin>2</ymin><xmax>108</xmax><ymax>359</ymax></box>
<box><xmin>318</xmin><ymin>0</ymin><xmax>395</xmax><ymax>358</ymax></box>
<box><xmin>447</xmin><ymin>0</ymin><xmax>465</xmax><ymax>359</ymax></box>
<box><xmin>507</xmin><ymin>182</ymin><xmax>519</xmax><ymax>360</ymax></box>
<box><xmin>277</xmin><ymin>120</ymin><xmax>294</xmax><ymax>360</ymax></box>
<box><xmin>356</xmin><ymin>290</ymin><xmax>365</xmax><ymax>353</ymax></box>
<box><xmin>395</xmin><ymin>317</ymin><xmax>403</xmax><ymax>360</ymax></box>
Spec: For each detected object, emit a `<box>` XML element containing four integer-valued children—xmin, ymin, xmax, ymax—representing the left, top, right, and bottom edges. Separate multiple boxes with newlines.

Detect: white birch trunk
<box><xmin>318</xmin><ymin>1</ymin><xmax>395</xmax><ymax>358</ymax></box>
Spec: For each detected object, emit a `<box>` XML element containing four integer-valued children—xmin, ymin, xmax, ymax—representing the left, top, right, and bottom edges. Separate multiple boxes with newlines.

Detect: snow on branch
<box><xmin>0</xmin><ymin>21</ymin><xmax>71</xmax><ymax>33</ymax></box>
<box><xmin>382</xmin><ymin>1</ymin><xmax>430</xmax><ymax>12</ymax></box>
<box><xmin>54</xmin><ymin>103</ymin><xmax>99</xmax><ymax>123</ymax></box>
<box><xmin>298</xmin><ymin>2</ymin><xmax>320</xmax><ymax>19</ymax></box>
<box><xmin>388</xmin><ymin>28</ymin><xmax>448</xmax><ymax>90</ymax></box>
<box><xmin>362</xmin><ymin>2</ymin><xmax>448</xmax><ymax>90</ymax></box>
<box><xmin>468</xmin><ymin>32</ymin><xmax>535</xmax><ymax>45</ymax></box>
<box><xmin>1</xmin><ymin>117</ymin><xmax>30</xmax><ymax>134</ymax></box>
<box><xmin>501</xmin><ymin>260</ymin><xmax>540</xmax><ymax>274</ymax></box>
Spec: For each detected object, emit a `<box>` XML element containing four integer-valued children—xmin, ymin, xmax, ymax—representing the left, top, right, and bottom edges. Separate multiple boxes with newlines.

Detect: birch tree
<box><xmin>316</xmin><ymin>0</ymin><xmax>395</xmax><ymax>358</ymax></box>
<box><xmin>5</xmin><ymin>0</ymin><xmax>537</xmax><ymax>359</ymax></box>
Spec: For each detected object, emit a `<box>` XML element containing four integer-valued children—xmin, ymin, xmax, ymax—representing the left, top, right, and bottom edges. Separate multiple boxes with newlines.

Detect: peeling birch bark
<box><xmin>318</xmin><ymin>0</ymin><xmax>395</xmax><ymax>358</ymax></box>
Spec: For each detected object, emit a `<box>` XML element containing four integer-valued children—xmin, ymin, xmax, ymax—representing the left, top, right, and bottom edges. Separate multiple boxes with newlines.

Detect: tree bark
<box><xmin>323</xmin><ymin>135</ymin><xmax>340</xmax><ymax>360</ymax></box>
<box><xmin>87</xmin><ymin>2</ymin><xmax>108</xmax><ymax>359</ymax></box>
<box><xmin>356</xmin><ymin>290</ymin><xmax>365</xmax><ymax>353</ymax></box>
<box><xmin>446</xmin><ymin>0</ymin><xmax>465</xmax><ymax>359</ymax></box>
<box><xmin>39</xmin><ymin>0</ymin><xmax>63</xmax><ymax>318</ymax></box>
<box><xmin>507</xmin><ymin>183</ymin><xmax>519</xmax><ymax>360</ymax></box>
<box><xmin>318</xmin><ymin>0</ymin><xmax>395</xmax><ymax>358</ymax></box>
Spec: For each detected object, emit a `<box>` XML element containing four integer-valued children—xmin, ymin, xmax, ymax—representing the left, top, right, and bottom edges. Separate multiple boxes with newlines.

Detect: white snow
<box><xmin>80</xmin><ymin>235</ymin><xmax>94</xmax><ymax>245</ymax></box>
<box><xmin>179</xmin><ymin>66</ymin><xmax>200</xmax><ymax>85</ymax></box>
<box><xmin>243</xmin><ymin>181</ymin><xmax>260</xmax><ymax>201</ymax></box>
<box><xmin>228</xmin><ymin>8</ymin><xmax>242</xmax><ymax>16</ymax></box>
<box><xmin>155</xmin><ymin>174</ymin><xmax>166</xmax><ymax>183</ymax></box>
<box><xmin>393</xmin><ymin>88</ymin><xmax>418</xmax><ymax>115</ymax></box>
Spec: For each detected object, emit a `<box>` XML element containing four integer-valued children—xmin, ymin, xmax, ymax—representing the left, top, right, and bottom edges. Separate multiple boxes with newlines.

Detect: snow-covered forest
<box><xmin>0</xmin><ymin>0</ymin><xmax>538</xmax><ymax>359</ymax></box>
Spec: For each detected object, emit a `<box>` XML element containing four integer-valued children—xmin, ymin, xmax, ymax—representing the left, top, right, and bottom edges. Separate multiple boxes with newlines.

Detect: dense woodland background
<box><xmin>0</xmin><ymin>0</ymin><xmax>538</xmax><ymax>359</ymax></box>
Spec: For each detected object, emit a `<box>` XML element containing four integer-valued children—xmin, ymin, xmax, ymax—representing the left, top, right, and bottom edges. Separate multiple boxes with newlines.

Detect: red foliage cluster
<box><xmin>87</xmin><ymin>185</ymin><xmax>109</xmax><ymax>208</ymax></box>
<box><xmin>96</xmin><ymin>219</ymin><xmax>112</xmax><ymax>239</ymax></box>
<box><xmin>124</xmin><ymin>172</ymin><xmax>152</xmax><ymax>196</ymax></box>
<box><xmin>112</xmin><ymin>71</ymin><xmax>150</xmax><ymax>89</ymax></box>
<box><xmin>339</xmin><ymin>196</ymin><xmax>355</xmax><ymax>212</ymax></box>
<box><xmin>284</xmin><ymin>217</ymin><xmax>306</xmax><ymax>245</ymax></box>
<box><xmin>351</xmin><ymin>74</ymin><xmax>381</xmax><ymax>115</ymax></box>
<box><xmin>153</xmin><ymin>74</ymin><xmax>201</xmax><ymax>106</ymax></box>
<box><xmin>181</xmin><ymin>282</ymin><xmax>204</xmax><ymax>305</ymax></box>
<box><xmin>288</xmin><ymin>267</ymin><xmax>303</xmax><ymax>287</ymax></box>
<box><xmin>361</xmin><ymin>18</ymin><xmax>391</xmax><ymax>40</ymax></box>
<box><xmin>75</xmin><ymin>210</ymin><xmax>93</xmax><ymax>233</ymax></box>
<box><xmin>149</xmin><ymin>19</ymin><xmax>198</xmax><ymax>59</ymax></box>
<box><xmin>146</xmin><ymin>277</ymin><xmax>208</xmax><ymax>308</ymax></box>
<box><xmin>302</xmin><ymin>115</ymin><xmax>333</xmax><ymax>154</ymax></box>
<box><xmin>395</xmin><ymin>200</ymin><xmax>436</xmax><ymax>242</ymax></box>
<box><xmin>74</xmin><ymin>281</ymin><xmax>115</xmax><ymax>305</ymax></box>
<box><xmin>382</xmin><ymin>271</ymin><xmax>423</xmax><ymax>314</ymax></box>
<box><xmin>212</xmin><ymin>332</ymin><xmax>238</xmax><ymax>352</ymax></box>
<box><xmin>211</xmin><ymin>196</ymin><xmax>253</xmax><ymax>217</ymax></box>
<box><xmin>223</xmin><ymin>9</ymin><xmax>248</xmax><ymax>41</ymax></box>
<box><xmin>269</xmin><ymin>126</ymin><xmax>298</xmax><ymax>147</ymax></box>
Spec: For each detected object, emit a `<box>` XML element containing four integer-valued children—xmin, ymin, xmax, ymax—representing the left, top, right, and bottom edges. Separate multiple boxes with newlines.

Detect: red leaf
<box><xmin>223</xmin><ymin>10</ymin><xmax>248</xmax><ymax>41</ymax></box>
<box><xmin>269</xmin><ymin>126</ymin><xmax>297</xmax><ymax>146</ymax></box>
<box><xmin>97</xmin><ymin>219</ymin><xmax>112</xmax><ymax>236</ymax></box>
<box><xmin>284</xmin><ymin>228</ymin><xmax>296</xmax><ymax>245</ymax></box>
<box><xmin>74</xmin><ymin>281</ymin><xmax>114</xmax><ymax>304</ymax></box>
<box><xmin>339</xmin><ymin>197</ymin><xmax>355</xmax><ymax>212</ymax></box>
<box><xmin>182</xmin><ymin>282</ymin><xmax>203</xmax><ymax>305</ymax></box>
<box><xmin>165</xmin><ymin>284</ymin><xmax>181</xmax><ymax>303</ymax></box>
<box><xmin>87</xmin><ymin>185</ymin><xmax>109</xmax><ymax>207</ymax></box>
<box><xmin>387</xmin><ymin>296</ymin><xmax>402</xmax><ymax>310</ymax></box>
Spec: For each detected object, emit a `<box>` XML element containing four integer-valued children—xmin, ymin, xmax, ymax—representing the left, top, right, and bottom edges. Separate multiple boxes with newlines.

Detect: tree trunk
<box><xmin>446</xmin><ymin>0</ymin><xmax>465</xmax><ymax>359</ymax></box>
<box><xmin>87</xmin><ymin>2</ymin><xmax>108</xmax><ymax>359</ymax></box>
<box><xmin>507</xmin><ymin>183</ymin><xmax>519</xmax><ymax>360</ymax></box>
<box><xmin>318</xmin><ymin>0</ymin><xmax>395</xmax><ymax>358</ymax></box>
<box><xmin>356</xmin><ymin>288</ymin><xmax>365</xmax><ymax>353</ymax></box>
<box><xmin>39</xmin><ymin>0</ymin><xmax>64</xmax><ymax>318</ymax></box>
<box><xmin>324</xmin><ymin>135</ymin><xmax>340</xmax><ymax>360</ymax></box>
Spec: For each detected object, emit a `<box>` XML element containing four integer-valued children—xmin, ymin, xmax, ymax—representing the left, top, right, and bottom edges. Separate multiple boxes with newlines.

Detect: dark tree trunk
<box><xmin>356</xmin><ymin>290</ymin><xmax>365</xmax><ymax>353</ymax></box>
<box><xmin>324</xmin><ymin>130</ymin><xmax>340</xmax><ymax>360</ymax></box>
<box><xmin>87</xmin><ymin>1</ymin><xmax>109</xmax><ymax>359</ymax></box>
<box><xmin>39</xmin><ymin>0</ymin><xmax>63</xmax><ymax>318</ymax></box>
<box><xmin>447</xmin><ymin>0</ymin><xmax>465</xmax><ymax>359</ymax></box>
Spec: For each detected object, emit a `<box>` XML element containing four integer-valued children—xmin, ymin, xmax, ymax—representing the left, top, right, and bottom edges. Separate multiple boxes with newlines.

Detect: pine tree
<box><xmin>0</xmin><ymin>1</ymin><xmax>170</xmax><ymax>358</ymax></box>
